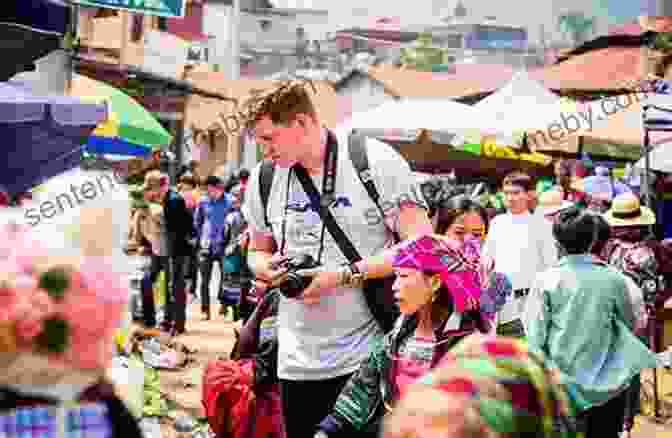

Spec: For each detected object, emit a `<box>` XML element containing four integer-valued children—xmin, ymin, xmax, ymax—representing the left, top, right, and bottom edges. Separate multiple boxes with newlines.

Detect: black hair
<box><xmin>433</xmin><ymin>195</ymin><xmax>489</xmax><ymax>236</ymax></box>
<box><xmin>553</xmin><ymin>207</ymin><xmax>600</xmax><ymax>255</ymax></box>
<box><xmin>591</xmin><ymin>214</ymin><xmax>611</xmax><ymax>256</ymax></box>
<box><xmin>502</xmin><ymin>171</ymin><xmax>535</xmax><ymax>192</ymax></box>
<box><xmin>176</xmin><ymin>165</ymin><xmax>190</xmax><ymax>180</ymax></box>
<box><xmin>205</xmin><ymin>175</ymin><xmax>224</xmax><ymax>187</ymax></box>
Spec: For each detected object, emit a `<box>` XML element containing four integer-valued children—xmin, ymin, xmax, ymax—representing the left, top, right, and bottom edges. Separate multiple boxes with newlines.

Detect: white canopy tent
<box><xmin>338</xmin><ymin>97</ymin><xmax>484</xmax><ymax>144</ymax></box>
<box><xmin>474</xmin><ymin>70</ymin><xmax>571</xmax><ymax>145</ymax></box>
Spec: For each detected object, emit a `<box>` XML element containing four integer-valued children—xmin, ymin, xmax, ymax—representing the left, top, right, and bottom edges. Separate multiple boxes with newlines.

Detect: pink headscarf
<box><xmin>392</xmin><ymin>235</ymin><xmax>485</xmax><ymax>313</ymax></box>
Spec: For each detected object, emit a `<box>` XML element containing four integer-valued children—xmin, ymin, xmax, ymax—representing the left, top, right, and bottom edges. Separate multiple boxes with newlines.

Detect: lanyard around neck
<box><xmin>279</xmin><ymin>130</ymin><xmax>339</xmax><ymax>262</ymax></box>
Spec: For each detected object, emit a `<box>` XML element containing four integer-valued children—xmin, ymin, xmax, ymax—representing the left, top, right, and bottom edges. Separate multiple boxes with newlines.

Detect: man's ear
<box><xmin>294</xmin><ymin>113</ymin><xmax>317</xmax><ymax>130</ymax></box>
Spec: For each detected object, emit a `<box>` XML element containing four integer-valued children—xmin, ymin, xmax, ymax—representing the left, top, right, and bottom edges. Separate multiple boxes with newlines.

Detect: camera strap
<box><xmin>293</xmin><ymin>131</ymin><xmax>363</xmax><ymax>264</ymax></box>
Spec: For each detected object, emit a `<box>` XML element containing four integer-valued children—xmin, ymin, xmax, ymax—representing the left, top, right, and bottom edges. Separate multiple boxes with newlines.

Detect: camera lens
<box><xmin>279</xmin><ymin>273</ymin><xmax>310</xmax><ymax>298</ymax></box>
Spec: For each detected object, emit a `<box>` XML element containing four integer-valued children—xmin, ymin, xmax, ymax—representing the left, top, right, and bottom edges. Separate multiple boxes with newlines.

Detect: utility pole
<box><xmin>66</xmin><ymin>1</ymin><xmax>79</xmax><ymax>93</ymax></box>
<box><xmin>230</xmin><ymin>0</ymin><xmax>240</xmax><ymax>80</ymax></box>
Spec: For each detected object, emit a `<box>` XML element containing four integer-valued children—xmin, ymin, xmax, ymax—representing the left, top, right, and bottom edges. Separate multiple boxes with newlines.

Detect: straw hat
<box><xmin>537</xmin><ymin>190</ymin><xmax>573</xmax><ymax>216</ymax></box>
<box><xmin>603</xmin><ymin>193</ymin><xmax>656</xmax><ymax>227</ymax></box>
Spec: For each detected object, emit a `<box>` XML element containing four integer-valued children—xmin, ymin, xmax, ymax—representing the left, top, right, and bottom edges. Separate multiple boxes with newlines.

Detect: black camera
<box><xmin>272</xmin><ymin>254</ymin><xmax>320</xmax><ymax>298</ymax></box>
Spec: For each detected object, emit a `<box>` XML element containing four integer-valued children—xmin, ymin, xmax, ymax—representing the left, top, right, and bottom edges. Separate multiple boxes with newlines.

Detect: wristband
<box><xmin>337</xmin><ymin>265</ymin><xmax>352</xmax><ymax>287</ymax></box>
<box><xmin>348</xmin><ymin>263</ymin><xmax>365</xmax><ymax>289</ymax></box>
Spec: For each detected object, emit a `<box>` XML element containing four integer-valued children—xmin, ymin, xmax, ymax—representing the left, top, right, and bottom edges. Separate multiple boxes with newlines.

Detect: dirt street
<box><xmin>156</xmin><ymin>303</ymin><xmax>237</xmax><ymax>437</ymax></box>
<box><xmin>154</xmin><ymin>303</ymin><xmax>672</xmax><ymax>438</ymax></box>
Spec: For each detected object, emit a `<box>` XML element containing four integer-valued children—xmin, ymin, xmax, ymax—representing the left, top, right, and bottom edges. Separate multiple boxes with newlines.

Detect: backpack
<box><xmin>258</xmin><ymin>131</ymin><xmax>401</xmax><ymax>332</ymax></box>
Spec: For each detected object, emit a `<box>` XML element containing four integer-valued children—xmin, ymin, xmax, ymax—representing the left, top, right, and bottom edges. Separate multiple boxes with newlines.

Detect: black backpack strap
<box><xmin>259</xmin><ymin>160</ymin><xmax>275</xmax><ymax>229</ymax></box>
<box><xmin>348</xmin><ymin>131</ymin><xmax>401</xmax><ymax>243</ymax></box>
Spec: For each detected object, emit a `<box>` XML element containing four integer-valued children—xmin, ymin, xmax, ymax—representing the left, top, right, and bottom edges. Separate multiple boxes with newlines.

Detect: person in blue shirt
<box><xmin>194</xmin><ymin>175</ymin><xmax>233</xmax><ymax>320</ymax></box>
<box><xmin>523</xmin><ymin>207</ymin><xmax>656</xmax><ymax>438</ymax></box>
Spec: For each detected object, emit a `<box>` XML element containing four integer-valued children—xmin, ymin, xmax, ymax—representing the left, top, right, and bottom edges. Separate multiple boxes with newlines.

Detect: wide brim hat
<box><xmin>603</xmin><ymin>193</ymin><xmax>656</xmax><ymax>227</ymax></box>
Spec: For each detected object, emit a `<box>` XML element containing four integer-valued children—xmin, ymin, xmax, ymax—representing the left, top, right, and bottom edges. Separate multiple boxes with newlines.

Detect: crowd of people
<box><xmin>128</xmin><ymin>82</ymin><xmax>671</xmax><ymax>438</ymax></box>
<box><xmin>127</xmin><ymin>167</ymin><xmax>254</xmax><ymax>335</ymax></box>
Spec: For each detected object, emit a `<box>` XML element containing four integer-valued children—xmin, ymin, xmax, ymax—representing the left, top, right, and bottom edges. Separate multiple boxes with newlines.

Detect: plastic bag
<box><xmin>202</xmin><ymin>358</ymin><xmax>285</xmax><ymax>438</ymax></box>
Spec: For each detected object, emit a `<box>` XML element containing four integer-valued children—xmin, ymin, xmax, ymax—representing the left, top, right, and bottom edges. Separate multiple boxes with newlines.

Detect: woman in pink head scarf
<box><xmin>314</xmin><ymin>234</ymin><xmax>509</xmax><ymax>438</ymax></box>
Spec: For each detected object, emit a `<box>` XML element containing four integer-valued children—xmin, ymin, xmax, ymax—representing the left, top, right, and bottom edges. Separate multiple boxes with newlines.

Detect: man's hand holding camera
<box><xmin>296</xmin><ymin>267</ymin><xmax>341</xmax><ymax>305</ymax></box>
<box><xmin>265</xmin><ymin>254</ymin><xmax>366</xmax><ymax>305</ymax></box>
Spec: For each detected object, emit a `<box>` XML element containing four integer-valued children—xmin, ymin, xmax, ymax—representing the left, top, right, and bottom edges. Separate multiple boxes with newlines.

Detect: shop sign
<box><xmin>481</xmin><ymin>137</ymin><xmax>552</xmax><ymax>166</ymax></box>
<box><xmin>74</xmin><ymin>0</ymin><xmax>186</xmax><ymax>18</ymax></box>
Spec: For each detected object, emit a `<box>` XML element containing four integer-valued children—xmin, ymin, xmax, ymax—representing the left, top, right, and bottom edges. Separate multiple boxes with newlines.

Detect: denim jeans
<box><xmin>165</xmin><ymin>255</ymin><xmax>187</xmax><ymax>329</ymax></box>
<box><xmin>198</xmin><ymin>251</ymin><xmax>223</xmax><ymax>313</ymax></box>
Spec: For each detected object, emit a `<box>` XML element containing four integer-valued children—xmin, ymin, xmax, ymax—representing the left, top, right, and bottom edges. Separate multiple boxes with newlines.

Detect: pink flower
<box><xmin>79</xmin><ymin>260</ymin><xmax>128</xmax><ymax>305</ymax></box>
<box><xmin>13</xmin><ymin>289</ymin><xmax>56</xmax><ymax>343</ymax></box>
<box><xmin>0</xmin><ymin>287</ymin><xmax>19</xmax><ymax>322</ymax></box>
<box><xmin>14</xmin><ymin>318</ymin><xmax>44</xmax><ymax>344</ymax></box>
<box><xmin>63</xmin><ymin>327</ymin><xmax>116</xmax><ymax>369</ymax></box>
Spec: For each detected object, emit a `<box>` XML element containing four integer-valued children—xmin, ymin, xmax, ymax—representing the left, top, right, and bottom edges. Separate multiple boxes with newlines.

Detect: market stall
<box><xmin>343</xmin><ymin>96</ymin><xmax>553</xmax><ymax>174</ymax></box>
<box><xmin>0</xmin><ymin>79</ymin><xmax>108</xmax><ymax>193</ymax></box>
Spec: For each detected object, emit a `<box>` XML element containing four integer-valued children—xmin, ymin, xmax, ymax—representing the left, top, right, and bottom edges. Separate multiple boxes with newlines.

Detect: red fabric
<box><xmin>202</xmin><ymin>358</ymin><xmax>285</xmax><ymax>438</ymax></box>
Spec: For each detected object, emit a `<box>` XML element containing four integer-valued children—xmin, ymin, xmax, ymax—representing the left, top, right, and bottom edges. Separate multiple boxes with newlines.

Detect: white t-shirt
<box><xmin>483</xmin><ymin>211</ymin><xmax>558</xmax><ymax>324</ymax></box>
<box><xmin>243</xmin><ymin>130</ymin><xmax>425</xmax><ymax>380</ymax></box>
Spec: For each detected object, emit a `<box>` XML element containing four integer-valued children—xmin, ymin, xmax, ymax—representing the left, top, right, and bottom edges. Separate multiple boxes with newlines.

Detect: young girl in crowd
<box><xmin>383</xmin><ymin>334</ymin><xmax>581</xmax><ymax>438</ymax></box>
<box><xmin>432</xmin><ymin>195</ymin><xmax>489</xmax><ymax>240</ymax></box>
<box><xmin>314</xmin><ymin>234</ymin><xmax>511</xmax><ymax>438</ymax></box>
<box><xmin>431</xmin><ymin>196</ymin><xmax>511</xmax><ymax>328</ymax></box>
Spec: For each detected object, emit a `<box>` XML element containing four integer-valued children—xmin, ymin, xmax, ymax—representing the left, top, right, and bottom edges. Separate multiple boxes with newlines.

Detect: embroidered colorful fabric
<box><xmin>392</xmin><ymin>235</ymin><xmax>510</xmax><ymax>321</ymax></box>
<box><xmin>0</xmin><ymin>402</ymin><xmax>112</xmax><ymax>437</ymax></box>
<box><xmin>423</xmin><ymin>335</ymin><xmax>581</xmax><ymax>438</ymax></box>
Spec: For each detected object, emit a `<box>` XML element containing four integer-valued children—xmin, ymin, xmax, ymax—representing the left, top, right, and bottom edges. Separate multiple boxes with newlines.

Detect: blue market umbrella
<box><xmin>0</xmin><ymin>81</ymin><xmax>107</xmax><ymax>193</ymax></box>
<box><xmin>0</xmin><ymin>0</ymin><xmax>70</xmax><ymax>81</ymax></box>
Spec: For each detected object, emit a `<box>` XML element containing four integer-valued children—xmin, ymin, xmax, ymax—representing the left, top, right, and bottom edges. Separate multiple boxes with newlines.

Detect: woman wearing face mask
<box><xmin>383</xmin><ymin>334</ymin><xmax>581</xmax><ymax>438</ymax></box>
<box><xmin>313</xmin><ymin>235</ymin><xmax>510</xmax><ymax>438</ymax></box>
<box><xmin>432</xmin><ymin>196</ymin><xmax>511</xmax><ymax>329</ymax></box>
<box><xmin>433</xmin><ymin>196</ymin><xmax>489</xmax><ymax>242</ymax></box>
